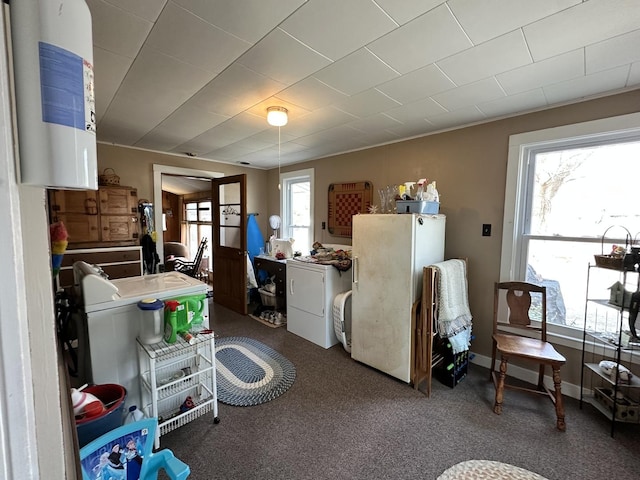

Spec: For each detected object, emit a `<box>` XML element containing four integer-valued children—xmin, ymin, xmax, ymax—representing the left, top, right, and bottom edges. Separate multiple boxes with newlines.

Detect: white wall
<box><xmin>0</xmin><ymin>5</ymin><xmax>69</xmax><ymax>479</ymax></box>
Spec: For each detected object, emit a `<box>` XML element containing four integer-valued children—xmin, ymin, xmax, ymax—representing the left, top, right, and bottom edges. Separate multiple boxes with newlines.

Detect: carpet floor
<box><xmin>158</xmin><ymin>301</ymin><xmax>640</xmax><ymax>480</ymax></box>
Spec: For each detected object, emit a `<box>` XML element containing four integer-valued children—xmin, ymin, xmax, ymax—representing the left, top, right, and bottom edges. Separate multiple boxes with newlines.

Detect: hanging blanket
<box><xmin>431</xmin><ymin>259</ymin><xmax>473</xmax><ymax>353</ymax></box>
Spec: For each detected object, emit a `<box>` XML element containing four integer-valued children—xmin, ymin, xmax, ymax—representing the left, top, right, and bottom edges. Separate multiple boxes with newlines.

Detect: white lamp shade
<box><xmin>267</xmin><ymin>107</ymin><xmax>288</xmax><ymax>127</ymax></box>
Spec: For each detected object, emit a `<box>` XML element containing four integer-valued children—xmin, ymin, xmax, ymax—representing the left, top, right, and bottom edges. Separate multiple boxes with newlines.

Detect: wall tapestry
<box><xmin>328</xmin><ymin>181</ymin><xmax>373</xmax><ymax>237</ymax></box>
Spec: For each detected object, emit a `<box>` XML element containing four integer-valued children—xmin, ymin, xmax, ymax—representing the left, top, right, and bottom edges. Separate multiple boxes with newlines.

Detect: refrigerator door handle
<box><xmin>353</xmin><ymin>256</ymin><xmax>358</xmax><ymax>284</ymax></box>
<box><xmin>289</xmin><ymin>278</ymin><xmax>294</xmax><ymax>295</ymax></box>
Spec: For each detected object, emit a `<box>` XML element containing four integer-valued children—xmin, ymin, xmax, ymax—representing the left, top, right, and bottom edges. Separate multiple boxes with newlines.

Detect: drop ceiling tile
<box><xmin>437</xmin><ymin>30</ymin><xmax>531</xmax><ymax>86</ymax></box>
<box><xmin>145</xmin><ymin>3</ymin><xmax>251</xmax><ymax>73</ymax></box>
<box><xmin>426</xmin><ymin>105</ymin><xmax>485</xmax><ymax>129</ymax></box>
<box><xmin>86</xmin><ymin>0</ymin><xmax>153</xmax><ymax>58</ymax></box>
<box><xmin>523</xmin><ymin>0</ymin><xmax>640</xmax><ymax>61</ymax></box>
<box><xmin>335</xmin><ymin>89</ymin><xmax>401</xmax><ymax>118</ymax></box>
<box><xmin>206</xmin><ymin>143</ymin><xmax>263</xmax><ymax>162</ymax></box>
<box><xmin>185</xmin><ymin>88</ymin><xmax>247</xmax><ymax>118</ymax></box>
<box><xmin>174</xmin><ymin>0</ymin><xmax>306</xmax><ymax>44</ymax></box>
<box><xmin>477</xmin><ymin>89</ymin><xmax>548</xmax><ymax>118</ymax></box>
<box><xmin>543</xmin><ymin>65</ymin><xmax>630</xmax><ymax>105</ymax></box>
<box><xmin>277</xmin><ymin>77</ymin><xmax>348</xmax><ymax>110</ymax></box>
<box><xmin>497</xmin><ymin>49</ymin><xmax>584</xmax><ymax>95</ymax></box>
<box><xmin>294</xmin><ymin>125</ymin><xmax>366</xmax><ymax>147</ymax></box>
<box><xmin>93</xmin><ymin>47</ymin><xmax>132</xmax><ymax>119</ymax></box>
<box><xmin>387</xmin><ymin>121</ymin><xmax>435</xmax><ymax>139</ymax></box>
<box><xmin>237</xmin><ymin>28</ymin><xmax>331</xmax><ymax>85</ymax></box>
<box><xmin>196</xmin><ymin>63</ymin><xmax>285</xmax><ymax>108</ymax></box>
<box><xmin>346</xmin><ymin>113</ymin><xmax>403</xmax><ymax>133</ymax></box>
<box><xmin>280</xmin><ymin>0</ymin><xmax>396</xmax><ymax>60</ymax></box>
<box><xmin>119</xmin><ymin>48</ymin><xmax>213</xmax><ymax>103</ymax></box>
<box><xmin>173</xmin><ymin>129</ymin><xmax>239</xmax><ymax>156</ymax></box>
<box><xmin>376</xmin><ymin>64</ymin><xmax>455</xmax><ymax>103</ymax></box>
<box><xmin>628</xmin><ymin>62</ymin><xmax>640</xmax><ymax>86</ymax></box>
<box><xmin>385</xmin><ymin>98</ymin><xmax>447</xmax><ymax>123</ymax></box>
<box><xmin>448</xmin><ymin>0</ymin><xmax>580</xmax><ymax>44</ymax></box>
<box><xmin>313</xmin><ymin>48</ymin><xmax>400</xmax><ymax>96</ymax></box>
<box><xmin>284</xmin><ymin>106</ymin><xmax>358</xmax><ymax>137</ymax></box>
<box><xmin>367</xmin><ymin>4</ymin><xmax>472</xmax><ymax>73</ymax></box>
<box><xmin>375</xmin><ymin>0</ymin><xmax>444</xmax><ymax>25</ymax></box>
<box><xmin>432</xmin><ymin>78</ymin><xmax>505</xmax><ymax>112</ymax></box>
<box><xmin>586</xmin><ymin>29</ymin><xmax>640</xmax><ymax>74</ymax></box>
<box><xmin>135</xmin><ymin>106</ymin><xmax>229</xmax><ymax>151</ymax></box>
<box><xmin>100</xmin><ymin>0</ymin><xmax>167</xmax><ymax>21</ymax></box>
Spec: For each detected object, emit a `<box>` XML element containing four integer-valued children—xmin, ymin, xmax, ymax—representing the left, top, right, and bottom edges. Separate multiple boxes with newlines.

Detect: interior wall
<box><xmin>96</xmin><ymin>144</ymin><xmax>270</xmax><ymax>236</ymax></box>
<box><xmin>271</xmin><ymin>89</ymin><xmax>640</xmax><ymax>386</ymax></box>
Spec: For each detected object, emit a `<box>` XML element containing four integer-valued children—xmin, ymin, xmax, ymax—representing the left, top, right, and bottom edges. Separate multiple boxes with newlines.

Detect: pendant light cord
<box><xmin>278</xmin><ymin>125</ymin><xmax>281</xmax><ymax>190</ymax></box>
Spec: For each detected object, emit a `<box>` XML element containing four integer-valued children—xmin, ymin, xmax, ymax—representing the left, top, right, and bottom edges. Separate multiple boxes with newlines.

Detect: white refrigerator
<box><xmin>351</xmin><ymin>214</ymin><xmax>446</xmax><ymax>382</ymax></box>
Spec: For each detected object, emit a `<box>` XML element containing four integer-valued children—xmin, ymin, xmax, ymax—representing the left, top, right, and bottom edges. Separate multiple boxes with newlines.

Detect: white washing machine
<box><xmin>75</xmin><ymin>262</ymin><xmax>209</xmax><ymax>410</ymax></box>
<box><xmin>286</xmin><ymin>248</ymin><xmax>352</xmax><ymax>349</ymax></box>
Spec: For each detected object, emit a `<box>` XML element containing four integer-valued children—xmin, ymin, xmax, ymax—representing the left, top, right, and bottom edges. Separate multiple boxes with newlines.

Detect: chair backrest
<box><xmin>494</xmin><ymin>281</ymin><xmax>547</xmax><ymax>340</ymax></box>
<box><xmin>79</xmin><ymin>417</ymin><xmax>188</xmax><ymax>480</ymax></box>
<box><xmin>190</xmin><ymin>237</ymin><xmax>208</xmax><ymax>274</ymax></box>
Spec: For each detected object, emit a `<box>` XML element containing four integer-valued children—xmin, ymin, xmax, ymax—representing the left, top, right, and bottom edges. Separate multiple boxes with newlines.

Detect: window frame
<box><xmin>280</xmin><ymin>168</ymin><xmax>314</xmax><ymax>255</ymax></box>
<box><xmin>501</xmin><ymin>112</ymin><xmax>640</xmax><ymax>347</ymax></box>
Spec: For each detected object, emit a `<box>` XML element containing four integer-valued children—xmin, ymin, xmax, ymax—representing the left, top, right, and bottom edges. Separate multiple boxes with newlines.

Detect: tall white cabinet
<box><xmin>286</xmin><ymin>261</ymin><xmax>352</xmax><ymax>348</ymax></box>
<box><xmin>350</xmin><ymin>214</ymin><xmax>446</xmax><ymax>382</ymax></box>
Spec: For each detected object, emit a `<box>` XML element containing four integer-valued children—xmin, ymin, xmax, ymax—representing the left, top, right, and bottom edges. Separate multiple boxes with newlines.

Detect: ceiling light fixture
<box><xmin>267</xmin><ymin>106</ymin><xmax>288</xmax><ymax>127</ymax></box>
<box><xmin>267</xmin><ymin>107</ymin><xmax>288</xmax><ymax>190</ymax></box>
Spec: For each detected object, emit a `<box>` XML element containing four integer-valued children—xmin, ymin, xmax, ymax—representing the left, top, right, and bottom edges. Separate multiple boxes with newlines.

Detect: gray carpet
<box><xmin>159</xmin><ymin>301</ymin><xmax>640</xmax><ymax>480</ymax></box>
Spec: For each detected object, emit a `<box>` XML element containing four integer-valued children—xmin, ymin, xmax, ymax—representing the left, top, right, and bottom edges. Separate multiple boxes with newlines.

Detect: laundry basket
<box><xmin>333</xmin><ymin>290</ymin><xmax>352</xmax><ymax>353</ymax></box>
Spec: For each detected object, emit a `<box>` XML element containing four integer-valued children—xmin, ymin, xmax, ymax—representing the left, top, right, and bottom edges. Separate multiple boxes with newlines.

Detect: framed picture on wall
<box><xmin>328</xmin><ymin>181</ymin><xmax>373</xmax><ymax>237</ymax></box>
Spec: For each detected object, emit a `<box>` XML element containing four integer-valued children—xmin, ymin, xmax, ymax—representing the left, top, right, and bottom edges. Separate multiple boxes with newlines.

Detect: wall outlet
<box><xmin>482</xmin><ymin>224</ymin><xmax>491</xmax><ymax>236</ymax></box>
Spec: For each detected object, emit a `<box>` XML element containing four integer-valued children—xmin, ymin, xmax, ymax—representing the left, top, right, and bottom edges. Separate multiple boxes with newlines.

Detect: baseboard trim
<box><xmin>470</xmin><ymin>352</ymin><xmax>581</xmax><ymax>400</ymax></box>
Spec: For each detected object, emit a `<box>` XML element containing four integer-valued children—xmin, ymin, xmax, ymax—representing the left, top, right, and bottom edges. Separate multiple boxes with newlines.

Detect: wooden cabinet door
<box><xmin>98</xmin><ymin>187</ymin><xmax>138</xmax><ymax>215</ymax></box>
<box><xmin>49</xmin><ymin>190</ymin><xmax>98</xmax><ymax>215</ymax></box>
<box><xmin>100</xmin><ymin>215</ymin><xmax>139</xmax><ymax>242</ymax></box>
<box><xmin>54</xmin><ymin>213</ymin><xmax>100</xmax><ymax>243</ymax></box>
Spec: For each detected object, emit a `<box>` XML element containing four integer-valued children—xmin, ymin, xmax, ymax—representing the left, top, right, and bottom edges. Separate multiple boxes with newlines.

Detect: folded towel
<box><xmin>430</xmin><ymin>259</ymin><xmax>473</xmax><ymax>349</ymax></box>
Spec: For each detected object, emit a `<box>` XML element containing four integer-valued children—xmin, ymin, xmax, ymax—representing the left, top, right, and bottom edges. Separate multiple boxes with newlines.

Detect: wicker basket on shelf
<box><xmin>594</xmin><ymin>225</ymin><xmax>631</xmax><ymax>270</ymax></box>
<box><xmin>98</xmin><ymin>168</ymin><xmax>120</xmax><ymax>186</ymax></box>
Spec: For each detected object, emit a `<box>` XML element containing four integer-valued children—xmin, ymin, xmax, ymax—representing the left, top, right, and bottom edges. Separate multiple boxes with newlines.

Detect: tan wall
<box><xmin>273</xmin><ymin>89</ymin><xmax>640</xmax><ymax>386</ymax></box>
<box><xmin>96</xmin><ymin>90</ymin><xmax>640</xmax><ymax>387</ymax></box>
<box><xmin>96</xmin><ymin>144</ymin><xmax>271</xmax><ymax>237</ymax></box>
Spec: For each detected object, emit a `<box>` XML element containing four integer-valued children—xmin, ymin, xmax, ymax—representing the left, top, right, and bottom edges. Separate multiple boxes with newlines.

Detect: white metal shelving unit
<box><xmin>137</xmin><ymin>332</ymin><xmax>220</xmax><ymax>448</ymax></box>
<box><xmin>580</xmin><ymin>263</ymin><xmax>640</xmax><ymax>437</ymax></box>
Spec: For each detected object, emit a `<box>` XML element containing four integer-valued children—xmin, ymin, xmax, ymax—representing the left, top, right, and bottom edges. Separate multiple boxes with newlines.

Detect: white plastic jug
<box><xmin>124</xmin><ymin>405</ymin><xmax>145</xmax><ymax>424</ymax></box>
<box><xmin>137</xmin><ymin>298</ymin><xmax>164</xmax><ymax>344</ymax></box>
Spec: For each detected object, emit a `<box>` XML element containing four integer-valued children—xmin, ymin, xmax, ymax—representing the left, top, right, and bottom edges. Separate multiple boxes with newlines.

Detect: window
<box><xmin>280</xmin><ymin>168</ymin><xmax>314</xmax><ymax>255</ymax></box>
<box><xmin>184</xmin><ymin>200</ymin><xmax>212</xmax><ymax>268</ymax></box>
<box><xmin>501</xmin><ymin>112</ymin><xmax>640</xmax><ymax>339</ymax></box>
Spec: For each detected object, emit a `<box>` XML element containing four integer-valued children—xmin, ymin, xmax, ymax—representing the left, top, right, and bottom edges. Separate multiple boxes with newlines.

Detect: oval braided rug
<box><xmin>215</xmin><ymin>336</ymin><xmax>296</xmax><ymax>407</ymax></box>
<box><xmin>437</xmin><ymin>460</ymin><xmax>549</xmax><ymax>480</ymax></box>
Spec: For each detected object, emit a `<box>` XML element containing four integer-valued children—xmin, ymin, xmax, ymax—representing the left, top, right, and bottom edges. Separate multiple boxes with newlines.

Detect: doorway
<box><xmin>152</xmin><ymin>165</ymin><xmax>222</xmax><ymax>270</ymax></box>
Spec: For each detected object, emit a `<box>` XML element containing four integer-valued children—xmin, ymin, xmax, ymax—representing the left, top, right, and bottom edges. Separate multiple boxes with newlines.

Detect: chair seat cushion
<box><xmin>493</xmin><ymin>333</ymin><xmax>566</xmax><ymax>364</ymax></box>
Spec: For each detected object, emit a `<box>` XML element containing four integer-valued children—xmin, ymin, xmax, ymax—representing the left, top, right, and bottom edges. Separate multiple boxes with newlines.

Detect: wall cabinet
<box><xmin>49</xmin><ymin>186</ymin><xmax>139</xmax><ymax>248</ymax></box>
<box><xmin>580</xmin><ymin>264</ymin><xmax>640</xmax><ymax>436</ymax></box>
<box><xmin>254</xmin><ymin>255</ymin><xmax>287</xmax><ymax>306</ymax></box>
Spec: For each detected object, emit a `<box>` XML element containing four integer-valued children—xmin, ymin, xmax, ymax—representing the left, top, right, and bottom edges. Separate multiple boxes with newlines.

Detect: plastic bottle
<box><xmin>124</xmin><ymin>405</ymin><xmax>145</xmax><ymax>424</ymax></box>
<box><xmin>164</xmin><ymin>300</ymin><xmax>180</xmax><ymax>343</ymax></box>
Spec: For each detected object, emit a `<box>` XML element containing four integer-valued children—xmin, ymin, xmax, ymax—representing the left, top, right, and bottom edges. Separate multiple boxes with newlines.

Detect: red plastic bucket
<box><xmin>75</xmin><ymin>384</ymin><xmax>126</xmax><ymax>447</ymax></box>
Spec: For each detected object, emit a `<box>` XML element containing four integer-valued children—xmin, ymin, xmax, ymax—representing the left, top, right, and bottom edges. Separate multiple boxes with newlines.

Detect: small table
<box><xmin>254</xmin><ymin>255</ymin><xmax>287</xmax><ymax>308</ymax></box>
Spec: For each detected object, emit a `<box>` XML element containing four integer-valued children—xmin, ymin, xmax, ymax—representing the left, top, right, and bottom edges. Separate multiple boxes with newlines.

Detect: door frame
<box><xmin>152</xmin><ymin>164</ymin><xmax>223</xmax><ymax>266</ymax></box>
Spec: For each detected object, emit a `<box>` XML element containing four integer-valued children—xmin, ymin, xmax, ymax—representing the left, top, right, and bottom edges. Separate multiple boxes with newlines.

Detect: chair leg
<box><xmin>490</xmin><ymin>340</ymin><xmax>497</xmax><ymax>381</ymax></box>
<box><xmin>493</xmin><ymin>356</ymin><xmax>508</xmax><ymax>415</ymax></box>
<box><xmin>552</xmin><ymin>363</ymin><xmax>566</xmax><ymax>431</ymax></box>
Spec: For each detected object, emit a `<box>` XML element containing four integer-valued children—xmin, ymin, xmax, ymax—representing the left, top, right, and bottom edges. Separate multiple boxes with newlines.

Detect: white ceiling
<box><xmin>88</xmin><ymin>0</ymin><xmax>640</xmax><ymax>169</ymax></box>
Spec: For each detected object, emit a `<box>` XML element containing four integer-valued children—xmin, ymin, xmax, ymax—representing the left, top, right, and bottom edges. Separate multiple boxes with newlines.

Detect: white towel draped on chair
<box><xmin>430</xmin><ymin>259</ymin><xmax>473</xmax><ymax>353</ymax></box>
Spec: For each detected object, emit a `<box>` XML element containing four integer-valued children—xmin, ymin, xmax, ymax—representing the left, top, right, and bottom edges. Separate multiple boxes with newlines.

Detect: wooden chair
<box><xmin>490</xmin><ymin>281</ymin><xmax>567</xmax><ymax>431</ymax></box>
<box><xmin>174</xmin><ymin>237</ymin><xmax>208</xmax><ymax>278</ymax></box>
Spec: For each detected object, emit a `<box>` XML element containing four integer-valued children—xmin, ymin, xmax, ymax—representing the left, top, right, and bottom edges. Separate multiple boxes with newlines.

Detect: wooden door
<box><xmin>213</xmin><ymin>174</ymin><xmax>247</xmax><ymax>314</ymax></box>
<box><xmin>49</xmin><ymin>190</ymin><xmax>98</xmax><ymax>215</ymax></box>
<box><xmin>53</xmin><ymin>213</ymin><xmax>100</xmax><ymax>243</ymax></box>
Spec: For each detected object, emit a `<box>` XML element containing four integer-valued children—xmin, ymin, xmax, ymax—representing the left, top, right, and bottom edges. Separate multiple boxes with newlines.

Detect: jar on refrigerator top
<box><xmin>137</xmin><ymin>298</ymin><xmax>164</xmax><ymax>344</ymax></box>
